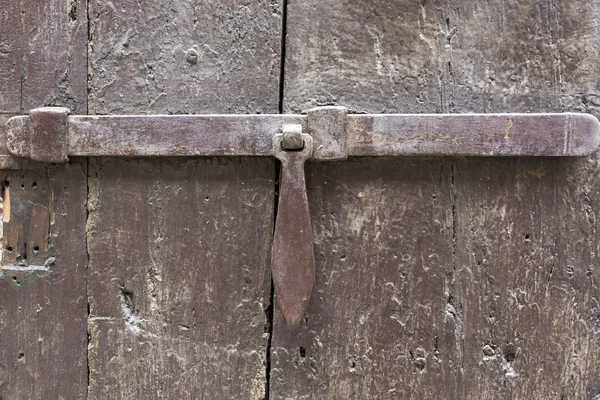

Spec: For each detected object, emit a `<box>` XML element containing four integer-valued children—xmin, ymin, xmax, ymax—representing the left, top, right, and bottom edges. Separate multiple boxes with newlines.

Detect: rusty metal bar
<box><xmin>272</xmin><ymin>132</ymin><xmax>315</xmax><ymax>324</ymax></box>
<box><xmin>6</xmin><ymin>113</ymin><xmax>307</xmax><ymax>159</ymax></box>
<box><xmin>6</xmin><ymin>109</ymin><xmax>600</xmax><ymax>161</ymax></box>
<box><xmin>347</xmin><ymin>113</ymin><xmax>600</xmax><ymax>157</ymax></box>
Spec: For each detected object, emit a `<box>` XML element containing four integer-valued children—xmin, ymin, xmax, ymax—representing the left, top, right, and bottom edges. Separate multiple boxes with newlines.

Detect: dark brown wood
<box><xmin>86</xmin><ymin>0</ymin><xmax>282</xmax><ymax>396</ymax></box>
<box><xmin>0</xmin><ymin>1</ymin><xmax>89</xmax><ymax>399</ymax></box>
<box><xmin>271</xmin><ymin>158</ymin><xmax>455</xmax><ymax>398</ymax></box>
<box><xmin>0</xmin><ymin>162</ymin><xmax>88</xmax><ymax>399</ymax></box>
<box><xmin>0</xmin><ymin>1</ymin><xmax>23</xmax><ymax>113</ymax></box>
<box><xmin>453</xmin><ymin>157</ymin><xmax>600</xmax><ymax>398</ymax></box>
<box><xmin>88</xmin><ymin>0</ymin><xmax>282</xmax><ymax>115</ymax></box>
<box><xmin>21</xmin><ymin>0</ymin><xmax>88</xmax><ymax>113</ymax></box>
<box><xmin>0</xmin><ymin>0</ymin><xmax>87</xmax><ymax>113</ymax></box>
<box><xmin>86</xmin><ymin>157</ymin><xmax>274</xmax><ymax>399</ymax></box>
<box><xmin>272</xmin><ymin>134</ymin><xmax>315</xmax><ymax>324</ymax></box>
<box><xmin>279</xmin><ymin>0</ymin><xmax>600</xmax><ymax>398</ymax></box>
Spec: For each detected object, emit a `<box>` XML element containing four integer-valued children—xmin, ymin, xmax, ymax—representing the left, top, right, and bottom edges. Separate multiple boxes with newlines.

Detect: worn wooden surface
<box><xmin>0</xmin><ymin>0</ymin><xmax>87</xmax><ymax>114</ymax></box>
<box><xmin>276</xmin><ymin>0</ymin><xmax>600</xmax><ymax>398</ymax></box>
<box><xmin>88</xmin><ymin>0</ymin><xmax>282</xmax><ymax>115</ymax></box>
<box><xmin>271</xmin><ymin>158</ymin><xmax>455</xmax><ymax>398</ymax></box>
<box><xmin>454</xmin><ymin>157</ymin><xmax>600</xmax><ymax>398</ymax></box>
<box><xmin>86</xmin><ymin>158</ymin><xmax>274</xmax><ymax>399</ymax></box>
<box><xmin>0</xmin><ymin>161</ymin><xmax>88</xmax><ymax>399</ymax></box>
<box><xmin>283</xmin><ymin>0</ymin><xmax>600</xmax><ymax>115</ymax></box>
<box><xmin>0</xmin><ymin>1</ymin><xmax>89</xmax><ymax>399</ymax></box>
<box><xmin>86</xmin><ymin>1</ymin><xmax>281</xmax><ymax>397</ymax></box>
<box><xmin>0</xmin><ymin>2</ymin><xmax>22</xmax><ymax>113</ymax></box>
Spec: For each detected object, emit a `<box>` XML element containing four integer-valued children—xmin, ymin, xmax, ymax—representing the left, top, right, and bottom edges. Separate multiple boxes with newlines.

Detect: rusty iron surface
<box><xmin>28</xmin><ymin>107</ymin><xmax>70</xmax><ymax>163</ymax></box>
<box><xmin>272</xmin><ymin>134</ymin><xmax>315</xmax><ymax>324</ymax></box>
<box><xmin>347</xmin><ymin>113</ymin><xmax>600</xmax><ymax>157</ymax></box>
<box><xmin>5</xmin><ymin>111</ymin><xmax>600</xmax><ymax>161</ymax></box>
<box><xmin>282</xmin><ymin>124</ymin><xmax>304</xmax><ymax>150</ymax></box>
<box><xmin>307</xmin><ymin>106</ymin><xmax>349</xmax><ymax>160</ymax></box>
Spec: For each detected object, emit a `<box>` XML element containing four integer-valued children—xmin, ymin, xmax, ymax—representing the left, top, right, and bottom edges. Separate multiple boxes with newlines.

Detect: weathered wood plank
<box><xmin>88</xmin><ymin>0</ymin><xmax>282</xmax><ymax>115</ymax></box>
<box><xmin>283</xmin><ymin>0</ymin><xmax>444</xmax><ymax>113</ymax></box>
<box><xmin>271</xmin><ymin>158</ymin><xmax>456</xmax><ymax>398</ymax></box>
<box><xmin>283</xmin><ymin>0</ymin><xmax>600</xmax><ymax>115</ymax></box>
<box><xmin>0</xmin><ymin>0</ymin><xmax>24</xmax><ymax>113</ymax></box>
<box><xmin>87</xmin><ymin>157</ymin><xmax>274</xmax><ymax>399</ymax></box>
<box><xmin>87</xmin><ymin>2</ymin><xmax>281</xmax><ymax>397</ymax></box>
<box><xmin>280</xmin><ymin>0</ymin><xmax>600</xmax><ymax>398</ymax></box>
<box><xmin>453</xmin><ymin>157</ymin><xmax>600</xmax><ymax>399</ymax></box>
<box><xmin>446</xmin><ymin>2</ymin><xmax>600</xmax><ymax>398</ymax></box>
<box><xmin>0</xmin><ymin>162</ymin><xmax>88</xmax><ymax>399</ymax></box>
<box><xmin>21</xmin><ymin>0</ymin><xmax>88</xmax><ymax>113</ymax></box>
<box><xmin>0</xmin><ymin>1</ymin><xmax>89</xmax><ymax>398</ymax></box>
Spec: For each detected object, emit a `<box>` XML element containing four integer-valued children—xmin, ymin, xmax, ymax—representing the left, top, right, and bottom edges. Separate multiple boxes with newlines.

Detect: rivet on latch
<box><xmin>281</xmin><ymin>124</ymin><xmax>304</xmax><ymax>150</ymax></box>
<box><xmin>271</xmin><ymin>126</ymin><xmax>315</xmax><ymax>324</ymax></box>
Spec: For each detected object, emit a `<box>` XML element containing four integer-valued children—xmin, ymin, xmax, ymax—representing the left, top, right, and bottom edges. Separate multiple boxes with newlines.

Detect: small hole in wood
<box><xmin>32</xmin><ymin>181</ymin><xmax>38</xmax><ymax>189</ymax></box>
<box><xmin>20</xmin><ymin>183</ymin><xmax>24</xmax><ymax>189</ymax></box>
<box><xmin>299</xmin><ymin>347</ymin><xmax>306</xmax><ymax>358</ymax></box>
<box><xmin>340</xmin><ymin>255</ymin><xmax>347</xmax><ymax>261</ymax></box>
<box><xmin>33</xmin><ymin>244</ymin><xmax>40</xmax><ymax>254</ymax></box>
<box><xmin>205</xmin><ymin>196</ymin><xmax>210</xmax><ymax>201</ymax></box>
<box><xmin>524</xmin><ymin>233</ymin><xmax>531</xmax><ymax>241</ymax></box>
<box><xmin>18</xmin><ymin>353</ymin><xmax>24</xmax><ymax>360</ymax></box>
<box><xmin>6</xmin><ymin>245</ymin><xmax>13</xmax><ymax>253</ymax></box>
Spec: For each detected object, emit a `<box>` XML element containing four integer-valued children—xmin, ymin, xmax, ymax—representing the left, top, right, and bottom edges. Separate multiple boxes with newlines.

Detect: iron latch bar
<box><xmin>4</xmin><ymin>107</ymin><xmax>600</xmax><ymax>323</ymax></box>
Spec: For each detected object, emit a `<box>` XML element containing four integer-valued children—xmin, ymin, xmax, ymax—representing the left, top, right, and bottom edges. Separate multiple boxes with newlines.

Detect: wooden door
<box><xmin>1</xmin><ymin>1</ymin><xmax>599</xmax><ymax>399</ymax></box>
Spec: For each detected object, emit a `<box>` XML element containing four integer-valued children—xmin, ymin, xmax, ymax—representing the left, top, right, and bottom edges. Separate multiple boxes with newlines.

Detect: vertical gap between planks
<box><xmin>19</xmin><ymin>0</ymin><xmax>25</xmax><ymax>114</ymax></box>
<box><xmin>85</xmin><ymin>0</ymin><xmax>92</xmax><ymax>396</ymax></box>
<box><xmin>277</xmin><ymin>0</ymin><xmax>288</xmax><ymax>114</ymax></box>
<box><xmin>266</xmin><ymin>0</ymin><xmax>289</xmax><ymax>397</ymax></box>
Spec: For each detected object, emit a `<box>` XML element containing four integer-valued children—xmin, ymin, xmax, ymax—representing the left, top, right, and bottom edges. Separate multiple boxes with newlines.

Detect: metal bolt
<box><xmin>282</xmin><ymin>124</ymin><xmax>304</xmax><ymax>150</ymax></box>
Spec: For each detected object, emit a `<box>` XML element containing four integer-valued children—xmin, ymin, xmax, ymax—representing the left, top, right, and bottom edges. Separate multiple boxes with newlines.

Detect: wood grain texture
<box><xmin>88</xmin><ymin>0</ymin><xmax>282</xmax><ymax>115</ymax></box>
<box><xmin>280</xmin><ymin>0</ymin><xmax>600</xmax><ymax>398</ymax></box>
<box><xmin>87</xmin><ymin>157</ymin><xmax>274</xmax><ymax>399</ymax></box>
<box><xmin>454</xmin><ymin>157</ymin><xmax>600</xmax><ymax>399</ymax></box>
<box><xmin>0</xmin><ymin>162</ymin><xmax>88</xmax><ymax>399</ymax></box>
<box><xmin>21</xmin><ymin>0</ymin><xmax>88</xmax><ymax>113</ymax></box>
<box><xmin>0</xmin><ymin>0</ymin><xmax>87</xmax><ymax>113</ymax></box>
<box><xmin>283</xmin><ymin>0</ymin><xmax>600</xmax><ymax>115</ymax></box>
<box><xmin>271</xmin><ymin>158</ymin><xmax>456</xmax><ymax>398</ymax></box>
<box><xmin>0</xmin><ymin>1</ymin><xmax>23</xmax><ymax>113</ymax></box>
<box><xmin>87</xmin><ymin>1</ymin><xmax>280</xmax><ymax>397</ymax></box>
<box><xmin>0</xmin><ymin>1</ymin><xmax>89</xmax><ymax>399</ymax></box>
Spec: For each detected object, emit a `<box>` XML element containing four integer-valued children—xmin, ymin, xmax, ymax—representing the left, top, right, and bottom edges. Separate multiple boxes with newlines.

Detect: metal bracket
<box><xmin>4</xmin><ymin>107</ymin><xmax>600</xmax><ymax>323</ymax></box>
